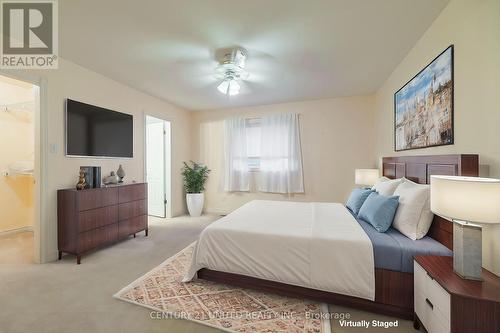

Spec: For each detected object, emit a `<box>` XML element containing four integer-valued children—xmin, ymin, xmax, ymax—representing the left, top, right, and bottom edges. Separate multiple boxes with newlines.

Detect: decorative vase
<box><xmin>186</xmin><ymin>193</ymin><xmax>204</xmax><ymax>217</ymax></box>
<box><xmin>76</xmin><ymin>169</ymin><xmax>87</xmax><ymax>190</ymax></box>
<box><xmin>117</xmin><ymin>164</ymin><xmax>125</xmax><ymax>182</ymax></box>
<box><xmin>103</xmin><ymin>171</ymin><xmax>120</xmax><ymax>185</ymax></box>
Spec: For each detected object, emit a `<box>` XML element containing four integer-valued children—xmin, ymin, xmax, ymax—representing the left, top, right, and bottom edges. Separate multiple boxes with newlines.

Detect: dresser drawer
<box><xmin>77</xmin><ymin>224</ymin><xmax>118</xmax><ymax>253</ymax></box>
<box><xmin>78</xmin><ymin>206</ymin><xmax>118</xmax><ymax>232</ymax></box>
<box><xmin>118</xmin><ymin>215</ymin><xmax>147</xmax><ymax>238</ymax></box>
<box><xmin>414</xmin><ymin>260</ymin><xmax>427</xmax><ymax>295</ymax></box>
<box><xmin>118</xmin><ymin>199</ymin><xmax>147</xmax><ymax>221</ymax></box>
<box><xmin>118</xmin><ymin>184</ymin><xmax>147</xmax><ymax>203</ymax></box>
<box><xmin>77</xmin><ymin>188</ymin><xmax>118</xmax><ymax>211</ymax></box>
<box><xmin>426</xmin><ymin>274</ymin><xmax>451</xmax><ymax>322</ymax></box>
<box><xmin>414</xmin><ymin>261</ymin><xmax>451</xmax><ymax>333</ymax></box>
<box><xmin>415</xmin><ymin>290</ymin><xmax>450</xmax><ymax>333</ymax></box>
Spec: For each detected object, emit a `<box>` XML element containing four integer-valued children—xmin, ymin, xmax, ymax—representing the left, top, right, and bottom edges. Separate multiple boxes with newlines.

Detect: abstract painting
<box><xmin>394</xmin><ymin>46</ymin><xmax>454</xmax><ymax>151</ymax></box>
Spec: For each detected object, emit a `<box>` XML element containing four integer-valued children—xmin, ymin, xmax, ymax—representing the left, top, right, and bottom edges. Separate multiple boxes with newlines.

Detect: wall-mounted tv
<box><xmin>66</xmin><ymin>99</ymin><xmax>133</xmax><ymax>158</ymax></box>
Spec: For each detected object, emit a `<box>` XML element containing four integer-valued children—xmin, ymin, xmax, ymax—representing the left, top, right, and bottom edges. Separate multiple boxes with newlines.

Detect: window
<box><xmin>223</xmin><ymin>113</ymin><xmax>303</xmax><ymax>193</ymax></box>
<box><xmin>245</xmin><ymin>118</ymin><xmax>261</xmax><ymax>170</ymax></box>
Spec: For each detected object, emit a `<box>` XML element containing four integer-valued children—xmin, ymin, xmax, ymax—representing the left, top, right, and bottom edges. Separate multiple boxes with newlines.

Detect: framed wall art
<box><xmin>394</xmin><ymin>45</ymin><xmax>454</xmax><ymax>151</ymax></box>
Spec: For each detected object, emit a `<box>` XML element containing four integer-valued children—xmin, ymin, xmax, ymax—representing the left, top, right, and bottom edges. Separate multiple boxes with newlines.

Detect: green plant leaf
<box><xmin>181</xmin><ymin>161</ymin><xmax>211</xmax><ymax>193</ymax></box>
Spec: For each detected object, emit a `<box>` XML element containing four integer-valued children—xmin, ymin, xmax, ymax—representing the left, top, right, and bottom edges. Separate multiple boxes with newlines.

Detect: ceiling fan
<box><xmin>161</xmin><ymin>43</ymin><xmax>279</xmax><ymax>98</ymax></box>
<box><xmin>214</xmin><ymin>47</ymin><xmax>249</xmax><ymax>96</ymax></box>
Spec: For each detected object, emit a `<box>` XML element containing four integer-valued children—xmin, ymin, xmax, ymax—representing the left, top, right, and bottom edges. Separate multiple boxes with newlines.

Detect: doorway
<box><xmin>145</xmin><ymin>115</ymin><xmax>171</xmax><ymax>218</ymax></box>
<box><xmin>0</xmin><ymin>75</ymin><xmax>38</xmax><ymax>264</ymax></box>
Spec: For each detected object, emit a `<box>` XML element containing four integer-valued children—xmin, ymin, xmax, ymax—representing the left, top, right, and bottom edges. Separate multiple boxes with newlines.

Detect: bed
<box><xmin>354</xmin><ymin>213</ymin><xmax>451</xmax><ymax>273</ymax></box>
<box><xmin>186</xmin><ymin>154</ymin><xmax>479</xmax><ymax>319</ymax></box>
<box><xmin>185</xmin><ymin>200</ymin><xmax>377</xmax><ymax>300</ymax></box>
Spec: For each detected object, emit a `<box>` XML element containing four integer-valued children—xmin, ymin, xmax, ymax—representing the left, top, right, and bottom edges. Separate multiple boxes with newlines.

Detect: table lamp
<box><xmin>355</xmin><ymin>169</ymin><xmax>380</xmax><ymax>187</ymax></box>
<box><xmin>430</xmin><ymin>175</ymin><xmax>500</xmax><ymax>281</ymax></box>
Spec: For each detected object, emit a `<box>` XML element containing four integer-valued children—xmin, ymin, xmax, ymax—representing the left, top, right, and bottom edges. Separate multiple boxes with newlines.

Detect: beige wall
<box><xmin>4</xmin><ymin>58</ymin><xmax>192</xmax><ymax>262</ymax></box>
<box><xmin>192</xmin><ymin>96</ymin><xmax>375</xmax><ymax>214</ymax></box>
<box><xmin>373</xmin><ymin>0</ymin><xmax>500</xmax><ymax>274</ymax></box>
<box><xmin>0</xmin><ymin>77</ymin><xmax>35</xmax><ymax>232</ymax></box>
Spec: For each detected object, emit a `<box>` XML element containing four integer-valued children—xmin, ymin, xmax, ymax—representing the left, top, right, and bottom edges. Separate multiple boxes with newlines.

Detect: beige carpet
<box><xmin>0</xmin><ymin>215</ymin><xmax>419</xmax><ymax>333</ymax></box>
<box><xmin>115</xmin><ymin>242</ymin><xmax>329</xmax><ymax>333</ymax></box>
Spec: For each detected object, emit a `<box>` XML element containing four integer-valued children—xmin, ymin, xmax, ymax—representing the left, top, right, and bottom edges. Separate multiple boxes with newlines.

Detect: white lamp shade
<box><xmin>217</xmin><ymin>79</ymin><xmax>241</xmax><ymax>96</ymax></box>
<box><xmin>430</xmin><ymin>175</ymin><xmax>500</xmax><ymax>224</ymax></box>
<box><xmin>355</xmin><ymin>169</ymin><xmax>380</xmax><ymax>186</ymax></box>
<box><xmin>217</xmin><ymin>80</ymin><xmax>229</xmax><ymax>94</ymax></box>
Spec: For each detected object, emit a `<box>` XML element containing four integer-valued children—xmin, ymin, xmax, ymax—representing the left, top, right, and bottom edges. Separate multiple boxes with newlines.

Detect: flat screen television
<box><xmin>65</xmin><ymin>99</ymin><xmax>133</xmax><ymax>158</ymax></box>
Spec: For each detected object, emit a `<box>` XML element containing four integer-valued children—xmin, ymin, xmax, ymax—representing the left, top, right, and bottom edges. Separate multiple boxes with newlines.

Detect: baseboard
<box><xmin>205</xmin><ymin>209</ymin><xmax>230</xmax><ymax>216</ymax></box>
<box><xmin>45</xmin><ymin>248</ymin><xmax>59</xmax><ymax>263</ymax></box>
<box><xmin>0</xmin><ymin>226</ymin><xmax>33</xmax><ymax>237</ymax></box>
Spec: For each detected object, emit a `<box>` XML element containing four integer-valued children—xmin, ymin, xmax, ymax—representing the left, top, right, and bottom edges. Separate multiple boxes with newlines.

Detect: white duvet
<box><xmin>183</xmin><ymin>200</ymin><xmax>375</xmax><ymax>301</ymax></box>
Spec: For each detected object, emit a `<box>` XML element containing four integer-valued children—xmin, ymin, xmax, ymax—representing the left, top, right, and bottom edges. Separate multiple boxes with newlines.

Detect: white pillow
<box><xmin>392</xmin><ymin>179</ymin><xmax>434</xmax><ymax>240</ymax></box>
<box><xmin>372</xmin><ymin>177</ymin><xmax>403</xmax><ymax>196</ymax></box>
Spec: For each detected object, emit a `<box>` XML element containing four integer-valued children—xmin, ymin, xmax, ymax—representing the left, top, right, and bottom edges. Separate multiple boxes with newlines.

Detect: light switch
<box><xmin>50</xmin><ymin>143</ymin><xmax>58</xmax><ymax>154</ymax></box>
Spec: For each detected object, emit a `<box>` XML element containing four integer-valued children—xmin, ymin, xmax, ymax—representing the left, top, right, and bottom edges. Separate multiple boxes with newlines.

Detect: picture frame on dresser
<box><xmin>57</xmin><ymin>183</ymin><xmax>148</xmax><ymax>264</ymax></box>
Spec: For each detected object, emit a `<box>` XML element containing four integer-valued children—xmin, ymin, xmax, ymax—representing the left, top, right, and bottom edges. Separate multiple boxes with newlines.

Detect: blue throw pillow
<box><xmin>346</xmin><ymin>188</ymin><xmax>375</xmax><ymax>215</ymax></box>
<box><xmin>358</xmin><ymin>192</ymin><xmax>399</xmax><ymax>232</ymax></box>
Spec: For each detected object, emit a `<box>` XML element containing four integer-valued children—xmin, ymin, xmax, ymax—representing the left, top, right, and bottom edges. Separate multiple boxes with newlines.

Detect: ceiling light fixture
<box><xmin>215</xmin><ymin>47</ymin><xmax>248</xmax><ymax>96</ymax></box>
<box><xmin>217</xmin><ymin>78</ymin><xmax>240</xmax><ymax>96</ymax></box>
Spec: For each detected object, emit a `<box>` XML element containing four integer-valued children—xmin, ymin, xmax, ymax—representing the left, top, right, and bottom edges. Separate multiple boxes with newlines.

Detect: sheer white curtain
<box><xmin>259</xmin><ymin>113</ymin><xmax>304</xmax><ymax>193</ymax></box>
<box><xmin>223</xmin><ymin>117</ymin><xmax>250</xmax><ymax>191</ymax></box>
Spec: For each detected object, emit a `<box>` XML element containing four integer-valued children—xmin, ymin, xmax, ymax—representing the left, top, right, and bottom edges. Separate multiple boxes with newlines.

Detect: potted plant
<box><xmin>181</xmin><ymin>161</ymin><xmax>210</xmax><ymax>217</ymax></box>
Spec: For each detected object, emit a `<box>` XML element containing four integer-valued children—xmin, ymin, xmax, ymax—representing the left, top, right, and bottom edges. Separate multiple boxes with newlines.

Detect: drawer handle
<box><xmin>425</xmin><ymin>298</ymin><xmax>434</xmax><ymax>310</ymax></box>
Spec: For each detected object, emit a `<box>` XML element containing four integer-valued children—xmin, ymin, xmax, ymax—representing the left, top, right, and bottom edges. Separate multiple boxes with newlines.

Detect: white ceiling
<box><xmin>60</xmin><ymin>0</ymin><xmax>449</xmax><ymax>111</ymax></box>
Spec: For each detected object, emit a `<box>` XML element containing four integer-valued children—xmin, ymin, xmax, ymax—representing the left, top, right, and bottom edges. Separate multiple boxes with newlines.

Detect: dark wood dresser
<box><xmin>57</xmin><ymin>183</ymin><xmax>148</xmax><ymax>264</ymax></box>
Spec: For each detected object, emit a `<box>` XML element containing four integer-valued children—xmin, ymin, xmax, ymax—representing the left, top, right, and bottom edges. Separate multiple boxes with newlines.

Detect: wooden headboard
<box><xmin>382</xmin><ymin>154</ymin><xmax>479</xmax><ymax>250</ymax></box>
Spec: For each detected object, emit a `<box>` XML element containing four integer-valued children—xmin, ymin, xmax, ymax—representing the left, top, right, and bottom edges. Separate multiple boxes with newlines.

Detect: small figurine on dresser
<box><xmin>117</xmin><ymin>164</ymin><xmax>125</xmax><ymax>183</ymax></box>
<box><xmin>76</xmin><ymin>169</ymin><xmax>87</xmax><ymax>190</ymax></box>
<box><xmin>103</xmin><ymin>171</ymin><xmax>120</xmax><ymax>185</ymax></box>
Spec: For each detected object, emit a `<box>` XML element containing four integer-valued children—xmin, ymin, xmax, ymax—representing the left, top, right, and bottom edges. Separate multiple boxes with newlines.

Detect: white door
<box><xmin>146</xmin><ymin>116</ymin><xmax>171</xmax><ymax>218</ymax></box>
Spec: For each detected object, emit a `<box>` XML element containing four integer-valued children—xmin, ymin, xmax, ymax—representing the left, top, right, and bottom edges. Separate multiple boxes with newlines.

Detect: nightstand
<box><xmin>413</xmin><ymin>256</ymin><xmax>500</xmax><ymax>333</ymax></box>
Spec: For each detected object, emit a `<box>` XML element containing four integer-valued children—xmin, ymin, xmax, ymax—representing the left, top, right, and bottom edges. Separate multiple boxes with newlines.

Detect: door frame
<box><xmin>0</xmin><ymin>70</ymin><xmax>49</xmax><ymax>264</ymax></box>
<box><xmin>143</xmin><ymin>113</ymin><xmax>172</xmax><ymax>218</ymax></box>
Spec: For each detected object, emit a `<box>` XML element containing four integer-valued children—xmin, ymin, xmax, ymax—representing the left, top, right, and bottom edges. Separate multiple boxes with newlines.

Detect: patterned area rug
<box><xmin>114</xmin><ymin>243</ymin><xmax>330</xmax><ymax>333</ymax></box>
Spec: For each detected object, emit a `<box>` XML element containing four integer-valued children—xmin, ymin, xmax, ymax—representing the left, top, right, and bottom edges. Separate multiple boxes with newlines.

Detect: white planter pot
<box><xmin>186</xmin><ymin>193</ymin><xmax>204</xmax><ymax>217</ymax></box>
